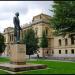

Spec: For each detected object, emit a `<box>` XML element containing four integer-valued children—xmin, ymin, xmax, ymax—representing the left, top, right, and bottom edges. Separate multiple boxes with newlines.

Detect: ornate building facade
<box><xmin>3</xmin><ymin>13</ymin><xmax>75</xmax><ymax>59</ymax></box>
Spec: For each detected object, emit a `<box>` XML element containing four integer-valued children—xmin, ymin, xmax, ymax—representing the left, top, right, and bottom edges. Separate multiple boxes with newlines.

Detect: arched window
<box><xmin>65</xmin><ymin>50</ymin><xmax>68</xmax><ymax>54</ymax></box>
<box><xmin>59</xmin><ymin>50</ymin><xmax>61</xmax><ymax>54</ymax></box>
<box><xmin>47</xmin><ymin>51</ymin><xmax>48</xmax><ymax>54</ymax></box>
<box><xmin>10</xmin><ymin>35</ymin><xmax>11</xmax><ymax>42</ymax></box>
<box><xmin>45</xmin><ymin>27</ymin><xmax>48</xmax><ymax>36</ymax></box>
<box><xmin>59</xmin><ymin>39</ymin><xmax>61</xmax><ymax>46</ymax></box>
<box><xmin>52</xmin><ymin>50</ymin><xmax>54</xmax><ymax>54</ymax></box>
<box><xmin>71</xmin><ymin>49</ymin><xmax>74</xmax><ymax>54</ymax></box>
<box><xmin>71</xmin><ymin>37</ymin><xmax>74</xmax><ymax>45</ymax></box>
<box><xmin>65</xmin><ymin>38</ymin><xmax>68</xmax><ymax>46</ymax></box>
<box><xmin>11</xmin><ymin>34</ymin><xmax>14</xmax><ymax>41</ymax></box>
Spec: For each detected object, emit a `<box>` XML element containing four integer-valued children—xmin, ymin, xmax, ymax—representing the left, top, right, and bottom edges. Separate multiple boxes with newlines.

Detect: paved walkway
<box><xmin>28</xmin><ymin>58</ymin><xmax>75</xmax><ymax>63</ymax></box>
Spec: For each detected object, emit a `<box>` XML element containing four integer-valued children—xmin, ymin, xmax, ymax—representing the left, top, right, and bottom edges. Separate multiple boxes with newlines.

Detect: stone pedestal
<box><xmin>0</xmin><ymin>63</ymin><xmax>47</xmax><ymax>72</ymax></box>
<box><xmin>0</xmin><ymin>44</ymin><xmax>47</xmax><ymax>72</ymax></box>
<box><xmin>10</xmin><ymin>44</ymin><xmax>26</xmax><ymax>65</ymax></box>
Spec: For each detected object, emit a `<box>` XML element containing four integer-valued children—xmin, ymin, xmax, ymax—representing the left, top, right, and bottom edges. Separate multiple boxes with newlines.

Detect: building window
<box><xmin>10</xmin><ymin>34</ymin><xmax>13</xmax><ymax>42</ymax></box>
<box><xmin>45</xmin><ymin>28</ymin><xmax>48</xmax><ymax>36</ymax></box>
<box><xmin>65</xmin><ymin>50</ymin><xmax>68</xmax><ymax>54</ymax></box>
<box><xmin>71</xmin><ymin>49</ymin><xmax>74</xmax><ymax>54</ymax></box>
<box><xmin>71</xmin><ymin>37</ymin><xmax>74</xmax><ymax>45</ymax></box>
<box><xmin>65</xmin><ymin>38</ymin><xmax>68</xmax><ymax>46</ymax></box>
<box><xmin>52</xmin><ymin>50</ymin><xmax>54</xmax><ymax>54</ymax></box>
<box><xmin>40</xmin><ymin>15</ymin><xmax>41</xmax><ymax>19</ymax></box>
<box><xmin>59</xmin><ymin>50</ymin><xmax>61</xmax><ymax>54</ymax></box>
<box><xmin>11</xmin><ymin>34</ymin><xmax>13</xmax><ymax>41</ymax></box>
<box><xmin>59</xmin><ymin>39</ymin><xmax>61</xmax><ymax>46</ymax></box>
<box><xmin>47</xmin><ymin>51</ymin><xmax>48</xmax><ymax>54</ymax></box>
<box><xmin>10</xmin><ymin>35</ymin><xmax>11</xmax><ymax>42</ymax></box>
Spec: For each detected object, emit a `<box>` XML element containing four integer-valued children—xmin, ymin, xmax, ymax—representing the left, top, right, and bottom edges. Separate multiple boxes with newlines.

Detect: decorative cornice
<box><xmin>3</xmin><ymin>20</ymin><xmax>49</xmax><ymax>34</ymax></box>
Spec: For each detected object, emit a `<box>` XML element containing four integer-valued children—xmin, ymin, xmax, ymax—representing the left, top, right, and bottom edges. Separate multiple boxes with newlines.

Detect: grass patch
<box><xmin>0</xmin><ymin>57</ymin><xmax>75</xmax><ymax>74</ymax></box>
<box><xmin>0</xmin><ymin>69</ymin><xmax>10</xmax><ymax>74</ymax></box>
<box><xmin>0</xmin><ymin>57</ymin><xmax>10</xmax><ymax>74</ymax></box>
<box><xmin>0</xmin><ymin>57</ymin><xmax>9</xmax><ymax>63</ymax></box>
<box><xmin>17</xmin><ymin>59</ymin><xmax>75</xmax><ymax>74</ymax></box>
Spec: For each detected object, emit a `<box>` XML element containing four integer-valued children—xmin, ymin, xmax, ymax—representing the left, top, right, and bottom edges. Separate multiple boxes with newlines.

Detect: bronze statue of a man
<box><xmin>13</xmin><ymin>12</ymin><xmax>22</xmax><ymax>44</ymax></box>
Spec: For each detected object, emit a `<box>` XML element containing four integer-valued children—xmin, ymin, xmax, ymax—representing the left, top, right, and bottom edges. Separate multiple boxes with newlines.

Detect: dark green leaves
<box><xmin>40</xmin><ymin>31</ymin><xmax>48</xmax><ymax>48</ymax></box>
<box><xmin>50</xmin><ymin>1</ymin><xmax>75</xmax><ymax>36</ymax></box>
<box><xmin>0</xmin><ymin>33</ymin><xmax>5</xmax><ymax>53</ymax></box>
<box><xmin>23</xmin><ymin>28</ymin><xmax>38</xmax><ymax>56</ymax></box>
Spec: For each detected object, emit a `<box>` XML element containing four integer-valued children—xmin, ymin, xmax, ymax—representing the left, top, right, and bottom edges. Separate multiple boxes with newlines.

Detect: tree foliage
<box><xmin>23</xmin><ymin>28</ymin><xmax>38</xmax><ymax>59</ymax></box>
<box><xmin>50</xmin><ymin>1</ymin><xmax>75</xmax><ymax>37</ymax></box>
<box><xmin>40</xmin><ymin>31</ymin><xmax>48</xmax><ymax>48</ymax></box>
<box><xmin>0</xmin><ymin>33</ymin><xmax>6</xmax><ymax>54</ymax></box>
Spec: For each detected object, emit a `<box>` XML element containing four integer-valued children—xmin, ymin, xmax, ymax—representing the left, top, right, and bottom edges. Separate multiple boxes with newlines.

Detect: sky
<box><xmin>0</xmin><ymin>1</ymin><xmax>54</xmax><ymax>33</ymax></box>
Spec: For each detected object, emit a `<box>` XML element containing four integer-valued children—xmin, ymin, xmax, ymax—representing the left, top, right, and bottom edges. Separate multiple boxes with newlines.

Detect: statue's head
<box><xmin>15</xmin><ymin>12</ymin><xmax>19</xmax><ymax>17</ymax></box>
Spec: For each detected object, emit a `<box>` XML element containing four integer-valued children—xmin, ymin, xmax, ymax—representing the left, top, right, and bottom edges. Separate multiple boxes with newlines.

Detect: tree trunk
<box><xmin>0</xmin><ymin>53</ymin><xmax>2</xmax><ymax>56</ymax></box>
<box><xmin>29</xmin><ymin>55</ymin><xmax>30</xmax><ymax>59</ymax></box>
<box><xmin>43</xmin><ymin>48</ymin><xmax>44</xmax><ymax>58</ymax></box>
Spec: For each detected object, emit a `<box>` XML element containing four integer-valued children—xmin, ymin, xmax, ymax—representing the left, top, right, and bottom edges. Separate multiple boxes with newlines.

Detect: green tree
<box><xmin>23</xmin><ymin>28</ymin><xmax>38</xmax><ymax>59</ymax></box>
<box><xmin>50</xmin><ymin>1</ymin><xmax>75</xmax><ymax>38</ymax></box>
<box><xmin>40</xmin><ymin>31</ymin><xmax>48</xmax><ymax>57</ymax></box>
<box><xmin>40</xmin><ymin>31</ymin><xmax>48</xmax><ymax>48</ymax></box>
<box><xmin>0</xmin><ymin>33</ymin><xmax>6</xmax><ymax>55</ymax></box>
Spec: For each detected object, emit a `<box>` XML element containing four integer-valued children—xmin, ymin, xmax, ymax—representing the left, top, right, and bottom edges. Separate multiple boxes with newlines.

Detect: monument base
<box><xmin>0</xmin><ymin>63</ymin><xmax>47</xmax><ymax>72</ymax></box>
<box><xmin>10</xmin><ymin>44</ymin><xmax>26</xmax><ymax>64</ymax></box>
<box><xmin>2</xmin><ymin>44</ymin><xmax>47</xmax><ymax>72</ymax></box>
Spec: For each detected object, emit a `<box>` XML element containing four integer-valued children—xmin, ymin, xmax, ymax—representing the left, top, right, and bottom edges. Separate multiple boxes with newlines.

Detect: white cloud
<box><xmin>20</xmin><ymin>8</ymin><xmax>43</xmax><ymax>24</ymax></box>
<box><xmin>0</xmin><ymin>1</ymin><xmax>54</xmax><ymax>33</ymax></box>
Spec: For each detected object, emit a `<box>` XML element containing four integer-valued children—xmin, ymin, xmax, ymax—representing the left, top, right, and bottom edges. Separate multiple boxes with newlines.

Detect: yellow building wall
<box><xmin>53</xmin><ymin>35</ymin><xmax>75</xmax><ymax>58</ymax></box>
<box><xmin>3</xmin><ymin>13</ymin><xmax>75</xmax><ymax>59</ymax></box>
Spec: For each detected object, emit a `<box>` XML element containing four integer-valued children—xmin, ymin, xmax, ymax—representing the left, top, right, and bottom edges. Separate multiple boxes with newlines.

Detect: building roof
<box><xmin>33</xmin><ymin>13</ymin><xmax>51</xmax><ymax>18</ymax></box>
<box><xmin>3</xmin><ymin>13</ymin><xmax>51</xmax><ymax>33</ymax></box>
